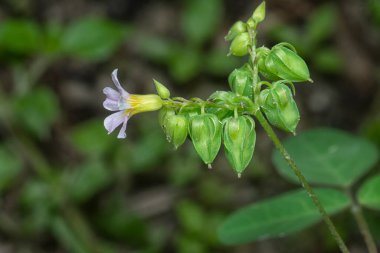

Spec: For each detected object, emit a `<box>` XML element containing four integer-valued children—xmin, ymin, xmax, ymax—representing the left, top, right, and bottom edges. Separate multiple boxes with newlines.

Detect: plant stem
<box><xmin>254</xmin><ymin>110</ymin><xmax>350</xmax><ymax>253</ymax></box>
<box><xmin>346</xmin><ymin>190</ymin><xmax>378</xmax><ymax>253</ymax></box>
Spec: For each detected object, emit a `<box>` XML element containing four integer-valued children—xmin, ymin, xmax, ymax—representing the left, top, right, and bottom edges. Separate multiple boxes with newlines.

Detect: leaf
<box><xmin>51</xmin><ymin>217</ymin><xmax>88</xmax><ymax>253</ymax></box>
<box><xmin>94</xmin><ymin>196</ymin><xmax>148</xmax><ymax>245</ymax></box>
<box><xmin>12</xmin><ymin>87</ymin><xmax>59</xmax><ymax>139</ymax></box>
<box><xmin>181</xmin><ymin>0</ymin><xmax>222</xmax><ymax>45</ymax></box>
<box><xmin>169</xmin><ymin>48</ymin><xmax>201</xmax><ymax>82</ymax></box>
<box><xmin>64</xmin><ymin>161</ymin><xmax>112</xmax><ymax>203</ymax></box>
<box><xmin>357</xmin><ymin>173</ymin><xmax>380</xmax><ymax>210</ymax></box>
<box><xmin>62</xmin><ymin>17</ymin><xmax>129</xmax><ymax>61</ymax></box>
<box><xmin>272</xmin><ymin>128</ymin><xmax>379</xmax><ymax>187</ymax></box>
<box><xmin>204</xmin><ymin>48</ymin><xmax>242</xmax><ymax>76</ymax></box>
<box><xmin>136</xmin><ymin>35</ymin><xmax>179</xmax><ymax>64</ymax></box>
<box><xmin>70</xmin><ymin>118</ymin><xmax>115</xmax><ymax>157</ymax></box>
<box><xmin>0</xmin><ymin>20</ymin><xmax>41</xmax><ymax>55</ymax></box>
<box><xmin>313</xmin><ymin>47</ymin><xmax>343</xmax><ymax>74</ymax></box>
<box><xmin>218</xmin><ymin>188</ymin><xmax>349</xmax><ymax>245</ymax></box>
<box><xmin>0</xmin><ymin>146</ymin><xmax>22</xmax><ymax>191</ymax></box>
<box><xmin>306</xmin><ymin>4</ymin><xmax>337</xmax><ymax>47</ymax></box>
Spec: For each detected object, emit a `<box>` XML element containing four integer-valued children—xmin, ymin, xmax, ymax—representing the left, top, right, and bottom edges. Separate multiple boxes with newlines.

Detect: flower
<box><xmin>103</xmin><ymin>69</ymin><xmax>163</xmax><ymax>139</ymax></box>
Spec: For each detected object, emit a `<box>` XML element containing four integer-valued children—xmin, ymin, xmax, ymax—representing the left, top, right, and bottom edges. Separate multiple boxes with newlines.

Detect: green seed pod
<box><xmin>225</xmin><ymin>21</ymin><xmax>247</xmax><ymax>41</ymax></box>
<box><xmin>223</xmin><ymin>116</ymin><xmax>256</xmax><ymax>177</ymax></box>
<box><xmin>153</xmin><ymin>79</ymin><xmax>170</xmax><ymax>99</ymax></box>
<box><xmin>265</xmin><ymin>45</ymin><xmax>310</xmax><ymax>82</ymax></box>
<box><xmin>228</xmin><ymin>65</ymin><xmax>253</xmax><ymax>98</ymax></box>
<box><xmin>165</xmin><ymin>114</ymin><xmax>189</xmax><ymax>149</ymax></box>
<box><xmin>189</xmin><ymin>114</ymin><xmax>222</xmax><ymax>167</ymax></box>
<box><xmin>158</xmin><ymin>107</ymin><xmax>175</xmax><ymax>130</ymax></box>
<box><xmin>257</xmin><ymin>47</ymin><xmax>280</xmax><ymax>81</ymax></box>
<box><xmin>229</xmin><ymin>32</ymin><xmax>250</xmax><ymax>57</ymax></box>
<box><xmin>259</xmin><ymin>83</ymin><xmax>300</xmax><ymax>134</ymax></box>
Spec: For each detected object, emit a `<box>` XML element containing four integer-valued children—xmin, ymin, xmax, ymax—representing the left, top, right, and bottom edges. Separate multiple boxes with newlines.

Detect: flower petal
<box><xmin>112</xmin><ymin>69</ymin><xmax>129</xmax><ymax>96</ymax></box>
<box><xmin>104</xmin><ymin>111</ymin><xmax>128</xmax><ymax>134</ymax></box>
<box><xmin>103</xmin><ymin>87</ymin><xmax>120</xmax><ymax>101</ymax></box>
<box><xmin>103</xmin><ymin>98</ymin><xmax>119</xmax><ymax>111</ymax></box>
<box><xmin>117</xmin><ymin>118</ymin><xmax>129</xmax><ymax>139</ymax></box>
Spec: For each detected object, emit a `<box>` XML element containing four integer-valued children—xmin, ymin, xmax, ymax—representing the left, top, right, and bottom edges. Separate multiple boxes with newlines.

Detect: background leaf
<box><xmin>272</xmin><ymin>128</ymin><xmax>379</xmax><ymax>187</ymax></box>
<box><xmin>0</xmin><ymin>20</ymin><xmax>41</xmax><ymax>55</ymax></box>
<box><xmin>218</xmin><ymin>188</ymin><xmax>350</xmax><ymax>245</ymax></box>
<box><xmin>305</xmin><ymin>4</ymin><xmax>337</xmax><ymax>48</ymax></box>
<box><xmin>181</xmin><ymin>0</ymin><xmax>222</xmax><ymax>45</ymax></box>
<box><xmin>62</xmin><ymin>17</ymin><xmax>129</xmax><ymax>61</ymax></box>
<box><xmin>0</xmin><ymin>146</ymin><xmax>22</xmax><ymax>191</ymax></box>
<box><xmin>357</xmin><ymin>173</ymin><xmax>380</xmax><ymax>210</ymax></box>
<box><xmin>13</xmin><ymin>87</ymin><xmax>59</xmax><ymax>139</ymax></box>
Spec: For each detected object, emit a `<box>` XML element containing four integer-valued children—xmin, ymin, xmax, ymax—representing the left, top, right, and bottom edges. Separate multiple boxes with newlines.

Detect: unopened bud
<box><xmin>189</xmin><ymin>114</ymin><xmax>222</xmax><ymax>166</ymax></box>
<box><xmin>252</xmin><ymin>2</ymin><xmax>266</xmax><ymax>24</ymax></box>
<box><xmin>153</xmin><ymin>79</ymin><xmax>170</xmax><ymax>99</ymax></box>
<box><xmin>229</xmin><ymin>32</ymin><xmax>250</xmax><ymax>57</ymax></box>
<box><xmin>223</xmin><ymin>116</ymin><xmax>256</xmax><ymax>176</ymax></box>
<box><xmin>225</xmin><ymin>21</ymin><xmax>247</xmax><ymax>41</ymax></box>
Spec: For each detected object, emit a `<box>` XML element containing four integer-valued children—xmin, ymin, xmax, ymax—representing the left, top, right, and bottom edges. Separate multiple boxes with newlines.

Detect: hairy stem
<box><xmin>346</xmin><ymin>190</ymin><xmax>378</xmax><ymax>253</ymax></box>
<box><xmin>254</xmin><ymin>110</ymin><xmax>350</xmax><ymax>253</ymax></box>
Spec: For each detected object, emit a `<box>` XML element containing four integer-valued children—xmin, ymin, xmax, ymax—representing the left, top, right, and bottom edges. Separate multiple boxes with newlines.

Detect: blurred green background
<box><xmin>0</xmin><ymin>0</ymin><xmax>379</xmax><ymax>252</ymax></box>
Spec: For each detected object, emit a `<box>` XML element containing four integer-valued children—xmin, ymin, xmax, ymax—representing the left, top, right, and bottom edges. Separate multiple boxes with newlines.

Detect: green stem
<box><xmin>254</xmin><ymin>110</ymin><xmax>350</xmax><ymax>253</ymax></box>
<box><xmin>346</xmin><ymin>190</ymin><xmax>378</xmax><ymax>253</ymax></box>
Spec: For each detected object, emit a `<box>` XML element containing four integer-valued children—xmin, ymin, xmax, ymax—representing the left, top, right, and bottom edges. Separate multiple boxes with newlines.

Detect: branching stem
<box><xmin>346</xmin><ymin>189</ymin><xmax>378</xmax><ymax>253</ymax></box>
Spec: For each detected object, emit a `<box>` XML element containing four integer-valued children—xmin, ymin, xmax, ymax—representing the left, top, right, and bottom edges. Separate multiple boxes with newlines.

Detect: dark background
<box><xmin>0</xmin><ymin>0</ymin><xmax>379</xmax><ymax>252</ymax></box>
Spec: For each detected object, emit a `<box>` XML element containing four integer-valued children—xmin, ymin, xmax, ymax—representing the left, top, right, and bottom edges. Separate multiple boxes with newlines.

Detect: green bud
<box><xmin>223</xmin><ymin>116</ymin><xmax>256</xmax><ymax>177</ymax></box>
<box><xmin>229</xmin><ymin>32</ymin><xmax>250</xmax><ymax>57</ymax></box>
<box><xmin>153</xmin><ymin>79</ymin><xmax>170</xmax><ymax>99</ymax></box>
<box><xmin>259</xmin><ymin>83</ymin><xmax>300</xmax><ymax>133</ymax></box>
<box><xmin>225</xmin><ymin>21</ymin><xmax>247</xmax><ymax>41</ymax></box>
<box><xmin>265</xmin><ymin>45</ymin><xmax>311</xmax><ymax>82</ymax></box>
<box><xmin>189</xmin><ymin>114</ymin><xmax>222</xmax><ymax>167</ymax></box>
<box><xmin>228</xmin><ymin>65</ymin><xmax>253</xmax><ymax>98</ymax></box>
<box><xmin>165</xmin><ymin>114</ymin><xmax>189</xmax><ymax>149</ymax></box>
<box><xmin>252</xmin><ymin>2</ymin><xmax>266</xmax><ymax>24</ymax></box>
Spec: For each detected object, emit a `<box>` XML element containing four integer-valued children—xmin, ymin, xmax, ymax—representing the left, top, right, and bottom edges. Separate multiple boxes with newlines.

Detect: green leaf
<box><xmin>181</xmin><ymin>0</ymin><xmax>222</xmax><ymax>45</ymax></box>
<box><xmin>43</xmin><ymin>22</ymin><xmax>64</xmax><ymax>54</ymax></box>
<box><xmin>306</xmin><ymin>4</ymin><xmax>337</xmax><ymax>47</ymax></box>
<box><xmin>64</xmin><ymin>161</ymin><xmax>112</xmax><ymax>203</ymax></box>
<box><xmin>357</xmin><ymin>174</ymin><xmax>380</xmax><ymax>210</ymax></box>
<box><xmin>94</xmin><ymin>196</ymin><xmax>148</xmax><ymax>245</ymax></box>
<box><xmin>176</xmin><ymin>200</ymin><xmax>205</xmax><ymax>236</ymax></box>
<box><xmin>169</xmin><ymin>48</ymin><xmax>201</xmax><ymax>82</ymax></box>
<box><xmin>273</xmin><ymin>128</ymin><xmax>379</xmax><ymax>187</ymax></box>
<box><xmin>218</xmin><ymin>188</ymin><xmax>349</xmax><ymax>245</ymax></box>
<box><xmin>137</xmin><ymin>35</ymin><xmax>179</xmax><ymax>64</ymax></box>
<box><xmin>313</xmin><ymin>47</ymin><xmax>343</xmax><ymax>74</ymax></box>
<box><xmin>51</xmin><ymin>217</ymin><xmax>88</xmax><ymax>253</ymax></box>
<box><xmin>368</xmin><ymin>0</ymin><xmax>380</xmax><ymax>26</ymax></box>
<box><xmin>70</xmin><ymin>118</ymin><xmax>115</xmax><ymax>157</ymax></box>
<box><xmin>62</xmin><ymin>17</ymin><xmax>129</xmax><ymax>61</ymax></box>
<box><xmin>0</xmin><ymin>146</ymin><xmax>22</xmax><ymax>191</ymax></box>
<box><xmin>12</xmin><ymin>87</ymin><xmax>59</xmax><ymax>139</ymax></box>
<box><xmin>0</xmin><ymin>20</ymin><xmax>41</xmax><ymax>55</ymax></box>
<box><xmin>205</xmin><ymin>48</ymin><xmax>242</xmax><ymax>76</ymax></box>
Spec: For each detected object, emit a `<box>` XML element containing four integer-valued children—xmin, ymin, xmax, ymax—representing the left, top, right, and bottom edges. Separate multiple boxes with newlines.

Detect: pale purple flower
<box><xmin>103</xmin><ymin>69</ymin><xmax>163</xmax><ymax>139</ymax></box>
<box><xmin>103</xmin><ymin>69</ymin><xmax>131</xmax><ymax>139</ymax></box>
